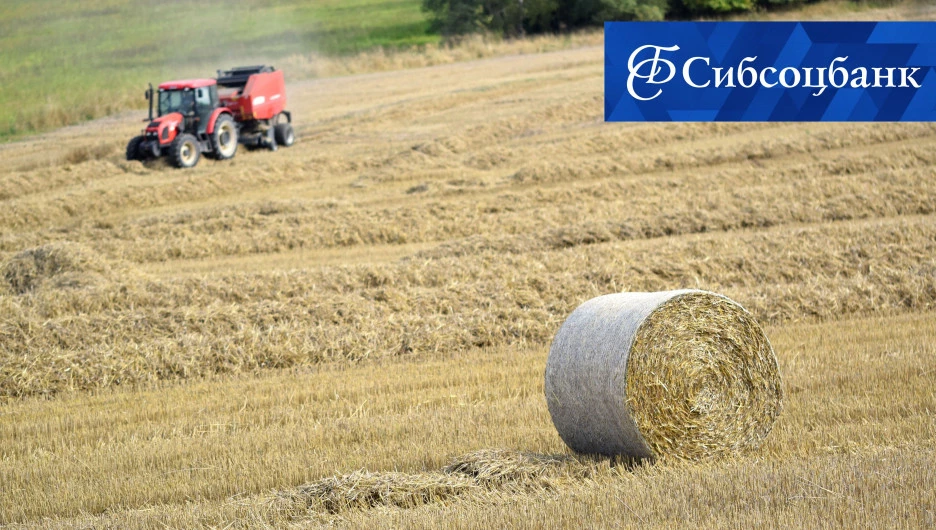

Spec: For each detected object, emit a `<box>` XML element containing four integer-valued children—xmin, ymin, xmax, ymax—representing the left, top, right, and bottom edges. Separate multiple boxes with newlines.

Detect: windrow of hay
<box><xmin>4</xmin><ymin>113</ymin><xmax>934</xmax><ymax>240</ymax></box>
<box><xmin>7</xmin><ymin>137</ymin><xmax>933</xmax><ymax>263</ymax></box>
<box><xmin>1</xmin><ymin>242</ymin><xmax>114</xmax><ymax>295</ymax></box>
<box><xmin>276</xmin><ymin>449</ymin><xmax>604</xmax><ymax>516</ymax></box>
<box><xmin>443</xmin><ymin>448</ymin><xmax>573</xmax><ymax>484</ymax></box>
<box><xmin>280</xmin><ymin>470</ymin><xmax>478</xmax><ymax>515</ymax></box>
<box><xmin>546</xmin><ymin>291</ymin><xmax>783</xmax><ymax>460</ymax></box>
<box><xmin>0</xmin><ymin>215</ymin><xmax>933</xmax><ymax>399</ymax></box>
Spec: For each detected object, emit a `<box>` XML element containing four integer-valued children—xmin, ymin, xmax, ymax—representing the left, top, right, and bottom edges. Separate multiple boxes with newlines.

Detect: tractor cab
<box><xmin>154</xmin><ymin>79</ymin><xmax>218</xmax><ymax>135</ymax></box>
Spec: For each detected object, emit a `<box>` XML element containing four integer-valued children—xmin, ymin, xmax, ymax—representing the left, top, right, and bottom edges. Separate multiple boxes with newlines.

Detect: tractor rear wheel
<box><xmin>170</xmin><ymin>133</ymin><xmax>200</xmax><ymax>168</ymax></box>
<box><xmin>210</xmin><ymin>114</ymin><xmax>238</xmax><ymax>160</ymax></box>
<box><xmin>125</xmin><ymin>135</ymin><xmax>145</xmax><ymax>161</ymax></box>
<box><xmin>273</xmin><ymin>123</ymin><xmax>295</xmax><ymax>147</ymax></box>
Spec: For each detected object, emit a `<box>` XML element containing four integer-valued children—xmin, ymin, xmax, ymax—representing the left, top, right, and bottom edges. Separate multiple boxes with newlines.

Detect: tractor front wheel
<box><xmin>273</xmin><ymin>123</ymin><xmax>295</xmax><ymax>148</ymax></box>
<box><xmin>170</xmin><ymin>133</ymin><xmax>200</xmax><ymax>169</ymax></box>
<box><xmin>210</xmin><ymin>114</ymin><xmax>238</xmax><ymax>160</ymax></box>
<box><xmin>125</xmin><ymin>135</ymin><xmax>145</xmax><ymax>161</ymax></box>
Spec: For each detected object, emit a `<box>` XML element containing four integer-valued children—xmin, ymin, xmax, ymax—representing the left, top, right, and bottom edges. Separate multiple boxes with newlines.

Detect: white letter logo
<box><xmin>627</xmin><ymin>44</ymin><xmax>680</xmax><ymax>101</ymax></box>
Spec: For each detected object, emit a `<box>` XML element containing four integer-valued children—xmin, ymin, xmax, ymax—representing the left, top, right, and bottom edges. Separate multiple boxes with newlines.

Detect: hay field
<box><xmin>2</xmin><ymin>4</ymin><xmax>935</xmax><ymax>528</ymax></box>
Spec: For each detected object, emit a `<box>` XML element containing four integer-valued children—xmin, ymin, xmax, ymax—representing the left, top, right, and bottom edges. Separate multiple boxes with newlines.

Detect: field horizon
<box><xmin>2</xmin><ymin>0</ymin><xmax>930</xmax><ymax>143</ymax></box>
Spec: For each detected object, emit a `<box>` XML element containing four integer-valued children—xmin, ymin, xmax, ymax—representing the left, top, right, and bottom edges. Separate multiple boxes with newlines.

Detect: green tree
<box><xmin>556</xmin><ymin>0</ymin><xmax>605</xmax><ymax>27</ymax></box>
<box><xmin>422</xmin><ymin>0</ymin><xmax>483</xmax><ymax>36</ymax></box>
<box><xmin>597</xmin><ymin>0</ymin><xmax>670</xmax><ymax>21</ymax></box>
<box><xmin>479</xmin><ymin>0</ymin><xmax>561</xmax><ymax>36</ymax></box>
<box><xmin>678</xmin><ymin>0</ymin><xmax>754</xmax><ymax>12</ymax></box>
<box><xmin>524</xmin><ymin>0</ymin><xmax>562</xmax><ymax>34</ymax></box>
<box><xmin>422</xmin><ymin>0</ymin><xmax>814</xmax><ymax>37</ymax></box>
<box><xmin>424</xmin><ymin>0</ymin><xmax>563</xmax><ymax>37</ymax></box>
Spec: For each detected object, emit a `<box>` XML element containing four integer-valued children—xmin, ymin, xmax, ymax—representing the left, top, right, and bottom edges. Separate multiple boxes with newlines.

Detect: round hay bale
<box><xmin>545</xmin><ymin>290</ymin><xmax>782</xmax><ymax>460</ymax></box>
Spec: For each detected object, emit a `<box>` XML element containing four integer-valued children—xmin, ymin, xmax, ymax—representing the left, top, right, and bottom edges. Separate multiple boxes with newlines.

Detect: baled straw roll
<box><xmin>545</xmin><ymin>290</ymin><xmax>782</xmax><ymax>460</ymax></box>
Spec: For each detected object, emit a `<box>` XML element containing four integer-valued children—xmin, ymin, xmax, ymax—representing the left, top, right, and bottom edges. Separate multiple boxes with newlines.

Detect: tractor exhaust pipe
<box><xmin>146</xmin><ymin>83</ymin><xmax>154</xmax><ymax>121</ymax></box>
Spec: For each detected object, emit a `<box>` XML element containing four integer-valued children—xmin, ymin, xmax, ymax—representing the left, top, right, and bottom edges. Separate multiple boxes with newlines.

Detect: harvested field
<box><xmin>1</xmin><ymin>2</ymin><xmax>935</xmax><ymax>527</ymax></box>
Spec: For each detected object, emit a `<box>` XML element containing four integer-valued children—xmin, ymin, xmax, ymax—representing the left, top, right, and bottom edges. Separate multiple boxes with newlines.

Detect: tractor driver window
<box><xmin>158</xmin><ymin>90</ymin><xmax>195</xmax><ymax>116</ymax></box>
<box><xmin>195</xmin><ymin>88</ymin><xmax>211</xmax><ymax>111</ymax></box>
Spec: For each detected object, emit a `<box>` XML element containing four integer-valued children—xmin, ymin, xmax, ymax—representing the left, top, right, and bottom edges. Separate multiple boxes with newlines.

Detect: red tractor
<box><xmin>126</xmin><ymin>65</ymin><xmax>295</xmax><ymax>168</ymax></box>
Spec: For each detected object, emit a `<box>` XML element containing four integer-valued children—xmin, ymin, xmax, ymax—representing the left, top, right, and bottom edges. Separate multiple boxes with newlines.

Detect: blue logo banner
<box><xmin>605</xmin><ymin>22</ymin><xmax>936</xmax><ymax>122</ymax></box>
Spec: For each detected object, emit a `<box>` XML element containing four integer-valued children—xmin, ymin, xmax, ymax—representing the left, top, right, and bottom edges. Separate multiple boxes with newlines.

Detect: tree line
<box><xmin>422</xmin><ymin>0</ymin><xmax>823</xmax><ymax>37</ymax></box>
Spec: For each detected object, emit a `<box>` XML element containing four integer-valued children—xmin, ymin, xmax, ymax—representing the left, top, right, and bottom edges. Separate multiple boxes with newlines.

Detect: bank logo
<box><xmin>627</xmin><ymin>45</ymin><xmax>680</xmax><ymax>101</ymax></box>
<box><xmin>606</xmin><ymin>22</ymin><xmax>936</xmax><ymax>122</ymax></box>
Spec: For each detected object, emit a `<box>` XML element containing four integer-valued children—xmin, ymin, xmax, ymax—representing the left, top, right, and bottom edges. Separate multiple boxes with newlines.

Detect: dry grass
<box><xmin>2</xmin><ymin>214</ymin><xmax>932</xmax><ymax>398</ymax></box>
<box><xmin>0</xmin><ymin>242</ymin><xmax>116</xmax><ymax>295</ymax></box>
<box><xmin>274</xmin><ymin>449</ymin><xmax>596</xmax><ymax>516</ymax></box>
<box><xmin>627</xmin><ymin>293</ymin><xmax>783</xmax><ymax>460</ymax></box>
<box><xmin>277</xmin><ymin>30</ymin><xmax>604</xmax><ymax>80</ymax></box>
<box><xmin>333</xmin><ymin>448</ymin><xmax>936</xmax><ymax>530</ymax></box>
<box><xmin>0</xmin><ymin>1</ymin><xmax>934</xmax><ymax>526</ymax></box>
<box><xmin>1</xmin><ymin>313</ymin><xmax>933</xmax><ymax>527</ymax></box>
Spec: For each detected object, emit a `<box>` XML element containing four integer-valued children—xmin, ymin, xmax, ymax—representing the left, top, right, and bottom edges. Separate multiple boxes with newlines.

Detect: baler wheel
<box><xmin>274</xmin><ymin>123</ymin><xmax>295</xmax><ymax>147</ymax></box>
